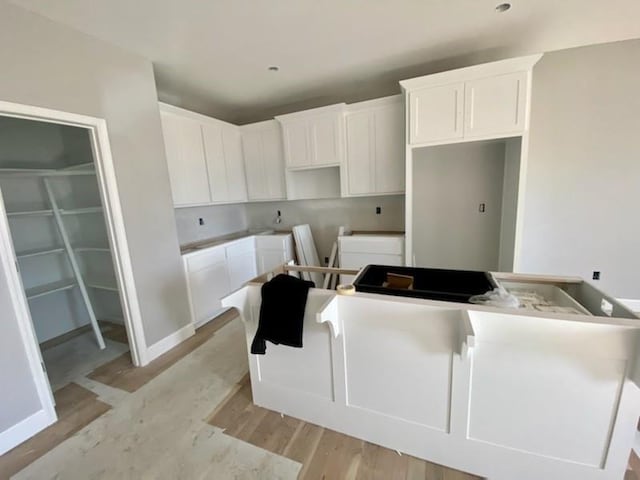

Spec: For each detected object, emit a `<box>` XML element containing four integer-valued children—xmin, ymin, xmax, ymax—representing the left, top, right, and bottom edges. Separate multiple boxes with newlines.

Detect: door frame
<box><xmin>0</xmin><ymin>100</ymin><xmax>147</xmax><ymax>366</ymax></box>
<box><xmin>0</xmin><ymin>191</ymin><xmax>57</xmax><ymax>453</ymax></box>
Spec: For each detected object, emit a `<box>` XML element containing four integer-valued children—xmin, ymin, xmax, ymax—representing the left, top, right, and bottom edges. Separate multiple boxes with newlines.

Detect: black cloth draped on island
<box><xmin>250</xmin><ymin>273</ymin><xmax>315</xmax><ymax>355</ymax></box>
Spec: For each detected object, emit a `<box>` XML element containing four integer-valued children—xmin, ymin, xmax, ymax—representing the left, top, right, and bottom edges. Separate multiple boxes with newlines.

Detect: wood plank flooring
<box><xmin>0</xmin><ymin>383</ymin><xmax>111</xmax><ymax>479</ymax></box>
<box><xmin>207</xmin><ymin>374</ymin><xmax>482</xmax><ymax>480</ymax></box>
<box><xmin>88</xmin><ymin>309</ymin><xmax>237</xmax><ymax>392</ymax></box>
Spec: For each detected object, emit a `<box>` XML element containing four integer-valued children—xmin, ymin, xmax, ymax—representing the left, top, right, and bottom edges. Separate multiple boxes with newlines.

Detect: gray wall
<box><xmin>245</xmin><ymin>195</ymin><xmax>405</xmax><ymax>261</ymax></box>
<box><xmin>0</xmin><ymin>3</ymin><xmax>191</xmax><ymax>346</ymax></box>
<box><xmin>412</xmin><ymin>142</ymin><xmax>506</xmax><ymax>271</ymax></box>
<box><xmin>520</xmin><ymin>39</ymin><xmax>640</xmax><ymax>298</ymax></box>
<box><xmin>175</xmin><ymin>204</ymin><xmax>248</xmax><ymax>246</ymax></box>
<box><xmin>0</xmin><ymin>254</ymin><xmax>42</xmax><ymax>432</ymax></box>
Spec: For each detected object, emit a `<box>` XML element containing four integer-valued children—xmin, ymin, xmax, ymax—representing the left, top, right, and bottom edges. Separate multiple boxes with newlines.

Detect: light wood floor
<box><xmin>207</xmin><ymin>373</ymin><xmax>481</xmax><ymax>480</ymax></box>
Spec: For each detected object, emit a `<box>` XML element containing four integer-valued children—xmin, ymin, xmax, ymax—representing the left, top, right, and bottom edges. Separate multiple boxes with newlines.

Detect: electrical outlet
<box><xmin>198</xmin><ymin>218</ymin><xmax>205</xmax><ymax>226</ymax></box>
<box><xmin>376</xmin><ymin>206</ymin><xmax>381</xmax><ymax>214</ymax></box>
<box><xmin>592</xmin><ymin>271</ymin><xmax>600</xmax><ymax>280</ymax></box>
<box><xmin>479</xmin><ymin>203</ymin><xmax>486</xmax><ymax>213</ymax></box>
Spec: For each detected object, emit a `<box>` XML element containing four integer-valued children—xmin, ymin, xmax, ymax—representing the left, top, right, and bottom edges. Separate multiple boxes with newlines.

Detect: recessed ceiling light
<box><xmin>268</xmin><ymin>66</ymin><xmax>279</xmax><ymax>72</ymax></box>
<box><xmin>495</xmin><ymin>3</ymin><xmax>511</xmax><ymax>12</ymax></box>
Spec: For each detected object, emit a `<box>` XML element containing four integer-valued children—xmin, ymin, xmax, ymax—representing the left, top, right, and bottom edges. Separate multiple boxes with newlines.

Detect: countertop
<box><xmin>180</xmin><ymin>229</ymin><xmax>292</xmax><ymax>254</ymax></box>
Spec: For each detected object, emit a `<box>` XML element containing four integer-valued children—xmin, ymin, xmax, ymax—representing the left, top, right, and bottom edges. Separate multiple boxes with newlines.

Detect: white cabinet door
<box><xmin>201</xmin><ymin>122</ymin><xmax>228</xmax><ymax>203</ymax></box>
<box><xmin>409</xmin><ymin>83</ymin><xmax>464</xmax><ymax>145</ymax></box>
<box><xmin>189</xmin><ymin>260</ymin><xmax>230</xmax><ymax>325</ymax></box>
<box><xmin>374</xmin><ymin>101</ymin><xmax>405</xmax><ymax>193</ymax></box>
<box><xmin>202</xmin><ymin>122</ymin><xmax>247</xmax><ymax>204</ymax></box>
<box><xmin>262</xmin><ymin>126</ymin><xmax>287</xmax><ymax>199</ymax></box>
<box><xmin>160</xmin><ymin>111</ymin><xmax>211</xmax><ymax>206</ymax></box>
<box><xmin>257</xmin><ymin>250</ymin><xmax>288</xmax><ymax>275</ymax></box>
<box><xmin>222</xmin><ymin>126</ymin><xmax>248</xmax><ymax>203</ymax></box>
<box><xmin>344</xmin><ymin>97</ymin><xmax>404</xmax><ymax>196</ymax></box>
<box><xmin>227</xmin><ymin>251</ymin><xmax>257</xmax><ymax>291</ymax></box>
<box><xmin>464</xmin><ymin>72</ymin><xmax>527</xmax><ymax>139</ymax></box>
<box><xmin>281</xmin><ymin>120</ymin><xmax>309</xmax><ymax>168</ymax></box>
<box><xmin>309</xmin><ymin>113</ymin><xmax>342</xmax><ymax>166</ymax></box>
<box><xmin>345</xmin><ymin>110</ymin><xmax>374</xmax><ymax>195</ymax></box>
<box><xmin>242</xmin><ymin>121</ymin><xmax>286</xmax><ymax>201</ymax></box>
<box><xmin>242</xmin><ymin>131</ymin><xmax>267</xmax><ymax>200</ymax></box>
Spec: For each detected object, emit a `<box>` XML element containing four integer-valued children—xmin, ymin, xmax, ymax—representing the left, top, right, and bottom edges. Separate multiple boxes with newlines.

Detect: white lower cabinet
<box><xmin>185</xmin><ymin>246</ymin><xmax>230</xmax><ymax>327</ymax></box>
<box><xmin>256</xmin><ymin>234</ymin><xmax>294</xmax><ymax>274</ymax></box>
<box><xmin>226</xmin><ymin>238</ymin><xmax>257</xmax><ymax>291</ymax></box>
<box><xmin>184</xmin><ymin>234</ymin><xmax>293</xmax><ymax>326</ymax></box>
<box><xmin>339</xmin><ymin>234</ymin><xmax>405</xmax><ymax>284</ymax></box>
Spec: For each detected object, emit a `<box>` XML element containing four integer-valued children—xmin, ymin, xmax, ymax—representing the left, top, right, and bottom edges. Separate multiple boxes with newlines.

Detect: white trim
<box><xmin>0</xmin><ymin>100</ymin><xmax>147</xmax><ymax>366</ymax></box>
<box><xmin>275</xmin><ymin>103</ymin><xmax>346</xmax><ymax>122</ymax></box>
<box><xmin>145</xmin><ymin>323</ymin><xmax>195</xmax><ymax>363</ymax></box>
<box><xmin>0</xmin><ymin>410</ymin><xmax>53</xmax><ymax>455</ymax></box>
<box><xmin>158</xmin><ymin>101</ymin><xmax>236</xmax><ymax>128</ymax></box>
<box><xmin>0</xmin><ymin>191</ymin><xmax>57</xmax><ymax>453</ymax></box>
<box><xmin>618</xmin><ymin>299</ymin><xmax>640</xmax><ymax>313</ymax></box>
<box><xmin>399</xmin><ymin>54</ymin><xmax>543</xmax><ymax>90</ymax></box>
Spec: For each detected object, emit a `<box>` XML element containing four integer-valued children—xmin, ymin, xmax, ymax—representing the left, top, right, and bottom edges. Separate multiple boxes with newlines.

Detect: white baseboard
<box><xmin>0</xmin><ymin>409</ymin><xmax>55</xmax><ymax>455</ymax></box>
<box><xmin>618</xmin><ymin>298</ymin><xmax>640</xmax><ymax>313</ymax></box>
<box><xmin>144</xmin><ymin>323</ymin><xmax>195</xmax><ymax>364</ymax></box>
<box><xmin>194</xmin><ymin>307</ymin><xmax>231</xmax><ymax>329</ymax></box>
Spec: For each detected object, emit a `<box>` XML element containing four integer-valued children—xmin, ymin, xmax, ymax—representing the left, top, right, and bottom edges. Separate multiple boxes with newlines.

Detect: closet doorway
<box><xmin>0</xmin><ymin>102</ymin><xmax>144</xmax><ymax>420</ymax></box>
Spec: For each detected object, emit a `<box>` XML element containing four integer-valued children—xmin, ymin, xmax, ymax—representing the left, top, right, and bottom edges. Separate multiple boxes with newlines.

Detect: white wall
<box><xmin>412</xmin><ymin>141</ymin><xmax>505</xmax><ymax>271</ymax></box>
<box><xmin>174</xmin><ymin>204</ymin><xmax>248</xmax><ymax>246</ymax></box>
<box><xmin>0</xmin><ymin>3</ymin><xmax>191</xmax><ymax>346</ymax></box>
<box><xmin>520</xmin><ymin>39</ymin><xmax>640</xmax><ymax>298</ymax></box>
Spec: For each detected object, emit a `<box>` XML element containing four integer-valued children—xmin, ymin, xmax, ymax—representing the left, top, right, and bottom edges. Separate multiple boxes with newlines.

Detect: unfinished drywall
<box><xmin>412</xmin><ymin>141</ymin><xmax>505</xmax><ymax>271</ymax></box>
<box><xmin>174</xmin><ymin>204</ymin><xmax>248</xmax><ymax>246</ymax></box>
<box><xmin>245</xmin><ymin>195</ymin><xmax>405</xmax><ymax>260</ymax></box>
<box><xmin>0</xmin><ymin>3</ymin><xmax>191</xmax><ymax>346</ymax></box>
<box><xmin>520</xmin><ymin>39</ymin><xmax>640</xmax><ymax>299</ymax></box>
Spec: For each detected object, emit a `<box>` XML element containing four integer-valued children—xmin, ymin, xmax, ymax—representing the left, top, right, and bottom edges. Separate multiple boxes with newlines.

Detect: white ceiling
<box><xmin>9</xmin><ymin>0</ymin><xmax>640</xmax><ymax>124</ymax></box>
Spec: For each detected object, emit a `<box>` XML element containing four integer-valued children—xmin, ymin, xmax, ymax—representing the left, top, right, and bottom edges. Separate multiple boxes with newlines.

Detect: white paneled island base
<box><xmin>223</xmin><ymin>278</ymin><xmax>640</xmax><ymax>480</ymax></box>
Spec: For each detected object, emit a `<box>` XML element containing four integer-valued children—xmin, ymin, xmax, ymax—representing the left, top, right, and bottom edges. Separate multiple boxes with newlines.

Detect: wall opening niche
<box><xmin>411</xmin><ymin>136</ymin><xmax>522</xmax><ymax>272</ymax></box>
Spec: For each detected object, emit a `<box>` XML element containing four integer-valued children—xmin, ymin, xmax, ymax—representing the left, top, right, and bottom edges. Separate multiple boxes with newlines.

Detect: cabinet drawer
<box><xmin>339</xmin><ymin>236</ymin><xmax>404</xmax><ymax>255</ymax></box>
<box><xmin>225</xmin><ymin>237</ymin><xmax>255</xmax><ymax>258</ymax></box>
<box><xmin>186</xmin><ymin>246</ymin><xmax>226</xmax><ymax>272</ymax></box>
<box><xmin>256</xmin><ymin>234</ymin><xmax>290</xmax><ymax>250</ymax></box>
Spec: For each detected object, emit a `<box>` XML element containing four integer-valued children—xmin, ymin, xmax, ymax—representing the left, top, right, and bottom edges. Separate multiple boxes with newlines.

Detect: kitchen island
<box><xmin>222</xmin><ymin>269</ymin><xmax>640</xmax><ymax>480</ymax></box>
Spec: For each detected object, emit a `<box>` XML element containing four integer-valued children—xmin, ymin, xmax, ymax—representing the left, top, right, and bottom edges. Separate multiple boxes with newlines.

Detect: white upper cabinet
<box><xmin>344</xmin><ymin>96</ymin><xmax>405</xmax><ymax>196</ymax></box>
<box><xmin>276</xmin><ymin>104</ymin><xmax>346</xmax><ymax>169</ymax></box>
<box><xmin>464</xmin><ymin>71</ymin><xmax>527</xmax><ymax>139</ymax></box>
<box><xmin>221</xmin><ymin>126</ymin><xmax>248</xmax><ymax>203</ymax></box>
<box><xmin>409</xmin><ymin>83</ymin><xmax>464</xmax><ymax>144</ymax></box>
<box><xmin>241</xmin><ymin>120</ymin><xmax>286</xmax><ymax>201</ymax></box>
<box><xmin>160</xmin><ymin>103</ymin><xmax>247</xmax><ymax>207</ymax></box>
<box><xmin>401</xmin><ymin>55</ymin><xmax>542</xmax><ymax>146</ymax></box>
<box><xmin>160</xmin><ymin>110</ymin><xmax>211</xmax><ymax>206</ymax></box>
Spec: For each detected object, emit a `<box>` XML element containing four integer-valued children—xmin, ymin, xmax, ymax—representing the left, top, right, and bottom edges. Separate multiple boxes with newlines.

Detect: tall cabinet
<box><xmin>400</xmin><ymin>54</ymin><xmax>542</xmax><ymax>272</ymax></box>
